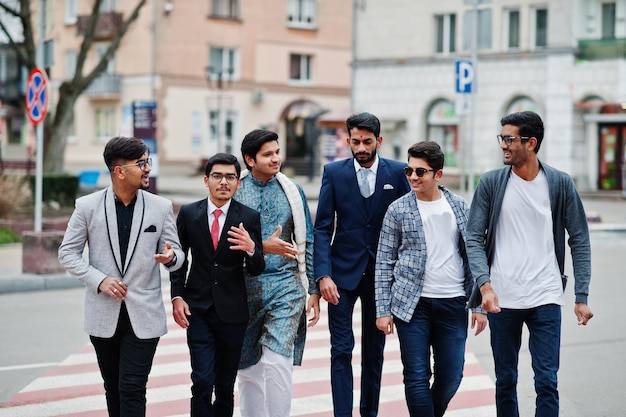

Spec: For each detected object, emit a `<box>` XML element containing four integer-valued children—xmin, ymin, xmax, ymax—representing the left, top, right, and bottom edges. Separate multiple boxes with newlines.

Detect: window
<box><xmin>95</xmin><ymin>42</ymin><xmax>115</xmax><ymax>74</ymax></box>
<box><xmin>463</xmin><ymin>8</ymin><xmax>492</xmax><ymax>51</ymax></box>
<box><xmin>208</xmin><ymin>109</ymin><xmax>237</xmax><ymax>154</ymax></box>
<box><xmin>287</xmin><ymin>0</ymin><xmax>316</xmax><ymax>28</ymax></box>
<box><xmin>100</xmin><ymin>0</ymin><xmax>115</xmax><ymax>12</ymax></box>
<box><xmin>289</xmin><ymin>54</ymin><xmax>312</xmax><ymax>83</ymax></box>
<box><xmin>65</xmin><ymin>50</ymin><xmax>76</xmax><ymax>80</ymax></box>
<box><xmin>208</xmin><ymin>47</ymin><xmax>239</xmax><ymax>81</ymax></box>
<box><xmin>534</xmin><ymin>8</ymin><xmax>548</xmax><ymax>48</ymax></box>
<box><xmin>65</xmin><ymin>0</ymin><xmax>77</xmax><ymax>24</ymax></box>
<box><xmin>211</xmin><ymin>0</ymin><xmax>240</xmax><ymax>19</ymax></box>
<box><xmin>96</xmin><ymin>108</ymin><xmax>116</xmax><ymax>142</ymax></box>
<box><xmin>435</xmin><ymin>14</ymin><xmax>456</xmax><ymax>54</ymax></box>
<box><xmin>507</xmin><ymin>9</ymin><xmax>520</xmax><ymax>49</ymax></box>
<box><xmin>601</xmin><ymin>2</ymin><xmax>616</xmax><ymax>39</ymax></box>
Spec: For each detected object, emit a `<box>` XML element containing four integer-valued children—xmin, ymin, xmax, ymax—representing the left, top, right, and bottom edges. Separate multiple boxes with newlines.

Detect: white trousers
<box><xmin>238</xmin><ymin>346</ymin><xmax>293</xmax><ymax>417</ymax></box>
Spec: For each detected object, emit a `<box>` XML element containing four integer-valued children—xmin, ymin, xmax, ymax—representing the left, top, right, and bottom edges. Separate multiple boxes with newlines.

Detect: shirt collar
<box><xmin>353</xmin><ymin>155</ymin><xmax>379</xmax><ymax>175</ymax></box>
<box><xmin>207</xmin><ymin>198</ymin><xmax>232</xmax><ymax>216</ymax></box>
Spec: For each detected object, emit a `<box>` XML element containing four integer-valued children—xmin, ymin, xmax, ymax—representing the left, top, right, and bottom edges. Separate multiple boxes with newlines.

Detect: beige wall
<box><xmin>46</xmin><ymin>0</ymin><xmax>352</xmax><ymax>167</ymax></box>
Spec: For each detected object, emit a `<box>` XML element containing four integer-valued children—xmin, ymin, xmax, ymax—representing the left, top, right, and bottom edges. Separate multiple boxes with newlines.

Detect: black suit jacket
<box><xmin>170</xmin><ymin>198</ymin><xmax>264</xmax><ymax>324</ymax></box>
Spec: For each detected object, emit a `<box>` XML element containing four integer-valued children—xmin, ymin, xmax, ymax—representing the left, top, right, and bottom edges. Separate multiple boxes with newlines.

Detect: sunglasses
<box><xmin>403</xmin><ymin>166</ymin><xmax>435</xmax><ymax>177</ymax></box>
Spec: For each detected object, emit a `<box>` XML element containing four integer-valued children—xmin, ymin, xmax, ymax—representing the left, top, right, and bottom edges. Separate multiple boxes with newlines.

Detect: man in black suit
<box><xmin>170</xmin><ymin>153</ymin><xmax>265</xmax><ymax>417</ymax></box>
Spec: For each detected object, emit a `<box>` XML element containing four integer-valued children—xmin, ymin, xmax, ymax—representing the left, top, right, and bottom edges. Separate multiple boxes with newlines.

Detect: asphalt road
<box><xmin>2</xmin><ymin>231</ymin><xmax>626</xmax><ymax>414</ymax></box>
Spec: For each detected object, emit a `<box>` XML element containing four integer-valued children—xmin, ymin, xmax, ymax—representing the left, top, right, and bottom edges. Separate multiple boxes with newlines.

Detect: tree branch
<box><xmin>76</xmin><ymin>0</ymin><xmax>148</xmax><ymax>92</ymax></box>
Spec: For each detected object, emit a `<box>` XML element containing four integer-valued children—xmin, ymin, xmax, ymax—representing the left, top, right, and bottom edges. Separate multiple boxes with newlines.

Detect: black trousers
<box><xmin>187</xmin><ymin>304</ymin><xmax>247</xmax><ymax>417</ymax></box>
<box><xmin>90</xmin><ymin>303</ymin><xmax>159</xmax><ymax>417</ymax></box>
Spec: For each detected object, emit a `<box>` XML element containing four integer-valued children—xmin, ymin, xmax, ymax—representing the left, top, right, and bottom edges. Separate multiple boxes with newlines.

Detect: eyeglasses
<box><xmin>118</xmin><ymin>158</ymin><xmax>152</xmax><ymax>172</ymax></box>
<box><xmin>497</xmin><ymin>135</ymin><xmax>530</xmax><ymax>146</ymax></box>
<box><xmin>403</xmin><ymin>167</ymin><xmax>435</xmax><ymax>177</ymax></box>
<box><xmin>209</xmin><ymin>173</ymin><xmax>239</xmax><ymax>184</ymax></box>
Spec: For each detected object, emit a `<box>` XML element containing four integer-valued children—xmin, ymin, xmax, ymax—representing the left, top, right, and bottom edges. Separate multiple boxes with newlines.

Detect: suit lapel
<box><xmin>123</xmin><ymin>191</ymin><xmax>145</xmax><ymax>275</ymax></box>
<box><xmin>104</xmin><ymin>188</ymin><xmax>124</xmax><ymax>277</ymax></box>
<box><xmin>196</xmin><ymin>199</ymin><xmax>213</xmax><ymax>253</ymax></box>
<box><xmin>218</xmin><ymin>202</ymin><xmax>240</xmax><ymax>255</ymax></box>
<box><xmin>369</xmin><ymin>158</ymin><xmax>387</xmax><ymax>220</ymax></box>
<box><xmin>345</xmin><ymin>161</ymin><xmax>368</xmax><ymax>221</ymax></box>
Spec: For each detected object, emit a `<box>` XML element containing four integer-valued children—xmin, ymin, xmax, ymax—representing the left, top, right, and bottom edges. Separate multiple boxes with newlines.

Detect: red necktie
<box><xmin>211</xmin><ymin>209</ymin><xmax>222</xmax><ymax>249</ymax></box>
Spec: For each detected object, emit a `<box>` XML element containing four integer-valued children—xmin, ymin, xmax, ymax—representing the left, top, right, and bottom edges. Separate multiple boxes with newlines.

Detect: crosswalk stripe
<box><xmin>0</xmin><ymin>294</ymin><xmax>496</xmax><ymax>416</ymax></box>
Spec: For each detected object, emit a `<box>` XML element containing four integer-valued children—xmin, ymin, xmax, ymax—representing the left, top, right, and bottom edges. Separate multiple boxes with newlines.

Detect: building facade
<box><xmin>15</xmin><ymin>0</ymin><xmax>351</xmax><ymax>175</ymax></box>
<box><xmin>351</xmin><ymin>0</ymin><xmax>626</xmax><ymax>192</ymax></box>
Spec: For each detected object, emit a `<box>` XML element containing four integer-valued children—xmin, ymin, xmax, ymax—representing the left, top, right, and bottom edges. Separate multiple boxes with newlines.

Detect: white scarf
<box><xmin>240</xmin><ymin>170</ymin><xmax>308</xmax><ymax>290</ymax></box>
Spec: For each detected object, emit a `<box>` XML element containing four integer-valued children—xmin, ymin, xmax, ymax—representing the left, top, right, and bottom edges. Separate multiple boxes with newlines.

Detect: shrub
<box><xmin>28</xmin><ymin>174</ymin><xmax>79</xmax><ymax>207</ymax></box>
<box><xmin>0</xmin><ymin>175</ymin><xmax>33</xmax><ymax>218</ymax></box>
<box><xmin>0</xmin><ymin>228</ymin><xmax>21</xmax><ymax>244</ymax></box>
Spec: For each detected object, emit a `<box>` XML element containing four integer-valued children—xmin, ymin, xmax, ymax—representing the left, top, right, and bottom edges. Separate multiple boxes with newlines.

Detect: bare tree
<box><xmin>0</xmin><ymin>0</ymin><xmax>147</xmax><ymax>173</ymax></box>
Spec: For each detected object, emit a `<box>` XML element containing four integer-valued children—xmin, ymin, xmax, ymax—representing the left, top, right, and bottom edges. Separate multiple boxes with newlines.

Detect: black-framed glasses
<box><xmin>209</xmin><ymin>173</ymin><xmax>239</xmax><ymax>184</ymax></box>
<box><xmin>118</xmin><ymin>158</ymin><xmax>152</xmax><ymax>172</ymax></box>
<box><xmin>497</xmin><ymin>135</ymin><xmax>530</xmax><ymax>146</ymax></box>
<box><xmin>403</xmin><ymin>166</ymin><xmax>435</xmax><ymax>177</ymax></box>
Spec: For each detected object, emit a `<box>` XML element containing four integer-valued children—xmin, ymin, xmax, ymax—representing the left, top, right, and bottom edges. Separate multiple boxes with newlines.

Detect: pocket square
<box><xmin>144</xmin><ymin>225</ymin><xmax>157</xmax><ymax>232</ymax></box>
<box><xmin>383</xmin><ymin>184</ymin><xmax>395</xmax><ymax>190</ymax></box>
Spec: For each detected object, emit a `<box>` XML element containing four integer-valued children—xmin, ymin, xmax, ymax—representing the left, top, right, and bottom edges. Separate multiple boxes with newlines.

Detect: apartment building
<box><xmin>351</xmin><ymin>0</ymin><xmax>626</xmax><ymax>192</ymax></box>
<box><xmin>26</xmin><ymin>0</ymin><xmax>351</xmax><ymax>175</ymax></box>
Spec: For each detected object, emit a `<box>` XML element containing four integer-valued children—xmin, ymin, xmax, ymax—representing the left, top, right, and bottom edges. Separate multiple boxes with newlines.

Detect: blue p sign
<box><xmin>455</xmin><ymin>60</ymin><xmax>474</xmax><ymax>94</ymax></box>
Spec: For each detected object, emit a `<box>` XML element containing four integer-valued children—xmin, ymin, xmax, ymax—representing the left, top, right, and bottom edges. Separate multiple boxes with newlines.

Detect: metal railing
<box><xmin>577</xmin><ymin>37</ymin><xmax>626</xmax><ymax>61</ymax></box>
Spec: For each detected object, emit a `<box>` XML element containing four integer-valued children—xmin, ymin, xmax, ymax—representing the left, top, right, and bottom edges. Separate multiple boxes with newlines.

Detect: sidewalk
<box><xmin>2</xmin><ymin>162</ymin><xmax>625</xmax><ymax>294</ymax></box>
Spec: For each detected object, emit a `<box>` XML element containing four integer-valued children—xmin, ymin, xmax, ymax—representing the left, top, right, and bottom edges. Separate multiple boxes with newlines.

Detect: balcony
<box><xmin>577</xmin><ymin>38</ymin><xmax>626</xmax><ymax>61</ymax></box>
<box><xmin>84</xmin><ymin>73</ymin><xmax>121</xmax><ymax>97</ymax></box>
<box><xmin>76</xmin><ymin>12</ymin><xmax>123</xmax><ymax>40</ymax></box>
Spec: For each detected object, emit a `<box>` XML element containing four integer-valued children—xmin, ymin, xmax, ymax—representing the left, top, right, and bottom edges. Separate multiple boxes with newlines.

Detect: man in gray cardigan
<box><xmin>466</xmin><ymin>111</ymin><xmax>593</xmax><ymax>417</ymax></box>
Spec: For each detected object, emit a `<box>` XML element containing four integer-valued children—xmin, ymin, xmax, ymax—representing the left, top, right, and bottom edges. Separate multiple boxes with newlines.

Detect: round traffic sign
<box><xmin>25</xmin><ymin>68</ymin><xmax>49</xmax><ymax>125</ymax></box>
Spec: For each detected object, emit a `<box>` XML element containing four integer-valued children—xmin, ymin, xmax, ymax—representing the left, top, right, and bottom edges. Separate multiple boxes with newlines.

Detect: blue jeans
<box><xmin>488</xmin><ymin>304</ymin><xmax>561</xmax><ymax>417</ymax></box>
<box><xmin>394</xmin><ymin>296</ymin><xmax>468</xmax><ymax>417</ymax></box>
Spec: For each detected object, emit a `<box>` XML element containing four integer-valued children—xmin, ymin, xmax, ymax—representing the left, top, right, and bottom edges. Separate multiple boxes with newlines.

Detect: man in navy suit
<box><xmin>170</xmin><ymin>153</ymin><xmax>265</xmax><ymax>417</ymax></box>
<box><xmin>314</xmin><ymin>112</ymin><xmax>410</xmax><ymax>416</ymax></box>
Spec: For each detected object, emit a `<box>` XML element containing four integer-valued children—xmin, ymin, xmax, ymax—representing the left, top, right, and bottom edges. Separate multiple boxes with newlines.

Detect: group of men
<box><xmin>58</xmin><ymin>110</ymin><xmax>593</xmax><ymax>417</ymax></box>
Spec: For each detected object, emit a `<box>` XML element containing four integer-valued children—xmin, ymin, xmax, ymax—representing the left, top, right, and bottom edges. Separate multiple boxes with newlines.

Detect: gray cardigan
<box><xmin>466</xmin><ymin>161</ymin><xmax>591</xmax><ymax>307</ymax></box>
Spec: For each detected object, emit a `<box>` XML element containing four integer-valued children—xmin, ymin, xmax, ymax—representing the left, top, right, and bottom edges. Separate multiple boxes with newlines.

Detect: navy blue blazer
<box><xmin>170</xmin><ymin>198</ymin><xmax>264</xmax><ymax>324</ymax></box>
<box><xmin>314</xmin><ymin>157</ymin><xmax>410</xmax><ymax>291</ymax></box>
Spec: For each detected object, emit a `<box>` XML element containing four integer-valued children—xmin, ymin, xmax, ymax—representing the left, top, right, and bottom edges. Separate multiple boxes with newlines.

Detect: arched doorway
<box><xmin>426</xmin><ymin>99</ymin><xmax>459</xmax><ymax>167</ymax></box>
<box><xmin>597</xmin><ymin>104</ymin><xmax>626</xmax><ymax>190</ymax></box>
<box><xmin>280</xmin><ymin>100</ymin><xmax>326</xmax><ymax>177</ymax></box>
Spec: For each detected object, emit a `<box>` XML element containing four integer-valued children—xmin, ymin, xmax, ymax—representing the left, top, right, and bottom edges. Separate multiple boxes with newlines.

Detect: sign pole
<box><xmin>34</xmin><ymin>0</ymin><xmax>45</xmax><ymax>233</ymax></box>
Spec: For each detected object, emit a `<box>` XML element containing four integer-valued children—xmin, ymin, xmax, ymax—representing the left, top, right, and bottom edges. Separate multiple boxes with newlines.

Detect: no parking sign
<box><xmin>25</xmin><ymin>68</ymin><xmax>49</xmax><ymax>125</ymax></box>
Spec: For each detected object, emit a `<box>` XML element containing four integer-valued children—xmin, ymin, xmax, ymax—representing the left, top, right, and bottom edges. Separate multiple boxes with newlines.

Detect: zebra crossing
<box><xmin>0</xmin><ymin>291</ymin><xmax>496</xmax><ymax>416</ymax></box>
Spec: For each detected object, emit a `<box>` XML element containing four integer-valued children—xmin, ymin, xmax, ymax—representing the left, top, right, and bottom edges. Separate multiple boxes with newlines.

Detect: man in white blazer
<box><xmin>58</xmin><ymin>136</ymin><xmax>184</xmax><ymax>417</ymax></box>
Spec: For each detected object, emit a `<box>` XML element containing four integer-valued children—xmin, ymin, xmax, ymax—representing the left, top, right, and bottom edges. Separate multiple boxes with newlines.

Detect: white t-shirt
<box><xmin>418</xmin><ymin>195</ymin><xmax>466</xmax><ymax>298</ymax></box>
<box><xmin>490</xmin><ymin>170</ymin><xmax>564</xmax><ymax>308</ymax></box>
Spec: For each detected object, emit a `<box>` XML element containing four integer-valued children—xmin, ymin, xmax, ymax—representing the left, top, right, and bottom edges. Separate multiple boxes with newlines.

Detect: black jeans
<box><xmin>90</xmin><ymin>303</ymin><xmax>159</xmax><ymax>417</ymax></box>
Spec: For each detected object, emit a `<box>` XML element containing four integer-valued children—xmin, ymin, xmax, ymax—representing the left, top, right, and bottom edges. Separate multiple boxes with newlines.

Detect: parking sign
<box><xmin>455</xmin><ymin>60</ymin><xmax>474</xmax><ymax>94</ymax></box>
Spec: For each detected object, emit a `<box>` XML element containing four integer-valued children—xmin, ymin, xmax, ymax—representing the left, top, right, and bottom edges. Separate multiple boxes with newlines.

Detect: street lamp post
<box><xmin>205</xmin><ymin>66</ymin><xmax>233</xmax><ymax>155</ymax></box>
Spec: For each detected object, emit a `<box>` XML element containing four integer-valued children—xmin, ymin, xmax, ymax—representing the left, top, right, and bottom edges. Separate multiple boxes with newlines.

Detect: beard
<box><xmin>352</xmin><ymin>148</ymin><xmax>377</xmax><ymax>166</ymax></box>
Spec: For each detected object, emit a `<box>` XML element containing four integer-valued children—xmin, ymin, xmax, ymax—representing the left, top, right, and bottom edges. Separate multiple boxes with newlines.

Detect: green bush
<box><xmin>0</xmin><ymin>228</ymin><xmax>21</xmax><ymax>244</ymax></box>
<box><xmin>28</xmin><ymin>174</ymin><xmax>79</xmax><ymax>207</ymax></box>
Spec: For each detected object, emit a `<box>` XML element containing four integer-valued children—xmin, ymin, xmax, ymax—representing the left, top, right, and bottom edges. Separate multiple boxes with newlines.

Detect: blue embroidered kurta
<box><xmin>235</xmin><ymin>174</ymin><xmax>317</xmax><ymax>368</ymax></box>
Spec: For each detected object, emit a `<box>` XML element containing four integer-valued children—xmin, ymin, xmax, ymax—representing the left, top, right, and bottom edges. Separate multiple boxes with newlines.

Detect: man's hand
<box><xmin>471</xmin><ymin>313</ymin><xmax>488</xmax><ymax>336</ymax></box>
<box><xmin>227</xmin><ymin>222</ymin><xmax>255</xmax><ymax>253</ymax></box>
<box><xmin>99</xmin><ymin>277</ymin><xmax>128</xmax><ymax>300</ymax></box>
<box><xmin>376</xmin><ymin>316</ymin><xmax>394</xmax><ymax>335</ymax></box>
<box><xmin>172</xmin><ymin>298</ymin><xmax>191</xmax><ymax>329</ymax></box>
<box><xmin>154</xmin><ymin>241</ymin><xmax>175</xmax><ymax>264</ymax></box>
<box><xmin>319</xmin><ymin>276</ymin><xmax>340</xmax><ymax>305</ymax></box>
<box><xmin>480</xmin><ymin>282</ymin><xmax>501</xmax><ymax>313</ymax></box>
<box><xmin>262</xmin><ymin>225</ymin><xmax>299</xmax><ymax>258</ymax></box>
<box><xmin>575</xmin><ymin>302</ymin><xmax>594</xmax><ymax>325</ymax></box>
<box><xmin>307</xmin><ymin>294</ymin><xmax>321</xmax><ymax>327</ymax></box>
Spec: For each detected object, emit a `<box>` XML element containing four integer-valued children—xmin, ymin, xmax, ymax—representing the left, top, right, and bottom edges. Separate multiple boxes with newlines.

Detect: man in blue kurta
<box><xmin>234</xmin><ymin>129</ymin><xmax>320</xmax><ymax>417</ymax></box>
